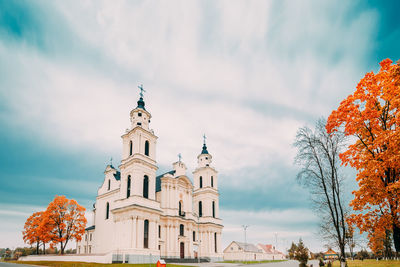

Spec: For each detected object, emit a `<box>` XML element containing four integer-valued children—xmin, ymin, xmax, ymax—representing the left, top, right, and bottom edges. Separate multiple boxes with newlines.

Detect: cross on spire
<box><xmin>178</xmin><ymin>153</ymin><xmax>182</xmax><ymax>162</ymax></box>
<box><xmin>110</xmin><ymin>157</ymin><xmax>113</xmax><ymax>166</ymax></box>
<box><xmin>138</xmin><ymin>84</ymin><xmax>146</xmax><ymax>98</ymax></box>
<box><xmin>203</xmin><ymin>134</ymin><xmax>207</xmax><ymax>145</ymax></box>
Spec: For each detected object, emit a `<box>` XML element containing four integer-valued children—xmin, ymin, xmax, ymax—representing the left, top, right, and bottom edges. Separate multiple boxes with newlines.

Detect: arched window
<box><xmin>211</xmin><ymin>176</ymin><xmax>214</xmax><ymax>187</ymax></box>
<box><xmin>212</xmin><ymin>201</ymin><xmax>215</xmax><ymax>218</ymax></box>
<box><xmin>145</xmin><ymin>140</ymin><xmax>150</xmax><ymax>156</ymax></box>
<box><xmin>199</xmin><ymin>176</ymin><xmax>203</xmax><ymax>188</ymax></box>
<box><xmin>129</xmin><ymin>140</ymin><xmax>133</xmax><ymax>156</ymax></box>
<box><xmin>105</xmin><ymin>202</ymin><xmax>109</xmax><ymax>219</ymax></box>
<box><xmin>179</xmin><ymin>201</ymin><xmax>182</xmax><ymax>216</ymax></box>
<box><xmin>143</xmin><ymin>175</ymin><xmax>149</xmax><ymax>199</ymax></box>
<box><xmin>214</xmin><ymin>232</ymin><xmax>217</xmax><ymax>253</ymax></box>
<box><xmin>144</xmin><ymin>219</ymin><xmax>149</xmax><ymax>248</ymax></box>
<box><xmin>108</xmin><ymin>180</ymin><xmax>110</xmax><ymax>191</ymax></box>
<box><xmin>179</xmin><ymin>224</ymin><xmax>184</xmax><ymax>236</ymax></box>
<box><xmin>127</xmin><ymin>175</ymin><xmax>131</xmax><ymax>198</ymax></box>
<box><xmin>199</xmin><ymin>201</ymin><xmax>202</xmax><ymax>217</ymax></box>
<box><xmin>193</xmin><ymin>231</ymin><xmax>196</xmax><ymax>242</ymax></box>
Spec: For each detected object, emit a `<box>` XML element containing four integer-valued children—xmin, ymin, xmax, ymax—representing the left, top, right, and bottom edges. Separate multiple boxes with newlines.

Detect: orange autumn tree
<box><xmin>45</xmin><ymin>195</ymin><xmax>87</xmax><ymax>254</ymax></box>
<box><xmin>23</xmin><ymin>211</ymin><xmax>46</xmax><ymax>254</ymax></box>
<box><xmin>326</xmin><ymin>59</ymin><xmax>400</xmax><ymax>253</ymax></box>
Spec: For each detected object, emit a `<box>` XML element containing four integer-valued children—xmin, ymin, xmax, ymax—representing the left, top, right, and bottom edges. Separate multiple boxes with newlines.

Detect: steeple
<box><xmin>129</xmin><ymin>84</ymin><xmax>152</xmax><ymax>131</ymax></box>
<box><xmin>201</xmin><ymin>134</ymin><xmax>209</xmax><ymax>154</ymax></box>
<box><xmin>197</xmin><ymin>135</ymin><xmax>212</xmax><ymax>168</ymax></box>
<box><xmin>136</xmin><ymin>84</ymin><xmax>146</xmax><ymax>110</ymax></box>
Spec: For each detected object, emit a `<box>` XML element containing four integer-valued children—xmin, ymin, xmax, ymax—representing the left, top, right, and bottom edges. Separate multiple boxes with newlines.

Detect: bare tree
<box><xmin>294</xmin><ymin>119</ymin><xmax>347</xmax><ymax>266</ymax></box>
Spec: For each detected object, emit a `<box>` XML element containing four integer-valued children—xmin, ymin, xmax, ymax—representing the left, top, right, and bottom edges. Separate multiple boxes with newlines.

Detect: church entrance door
<box><xmin>180</xmin><ymin>242</ymin><xmax>184</xmax><ymax>259</ymax></box>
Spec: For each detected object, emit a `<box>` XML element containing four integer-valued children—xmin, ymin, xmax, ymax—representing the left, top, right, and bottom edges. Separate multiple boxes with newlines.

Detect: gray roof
<box><xmin>113</xmin><ymin>171</ymin><xmax>121</xmax><ymax>181</ymax></box>
<box><xmin>85</xmin><ymin>225</ymin><xmax>95</xmax><ymax>231</ymax></box>
<box><xmin>156</xmin><ymin>170</ymin><xmax>176</xmax><ymax>192</ymax></box>
<box><xmin>235</xmin><ymin>242</ymin><xmax>263</xmax><ymax>253</ymax></box>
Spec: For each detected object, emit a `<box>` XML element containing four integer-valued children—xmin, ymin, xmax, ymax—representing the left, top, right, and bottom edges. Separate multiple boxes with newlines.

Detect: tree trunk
<box><xmin>393</xmin><ymin>223</ymin><xmax>400</xmax><ymax>253</ymax></box>
<box><xmin>36</xmin><ymin>241</ymin><xmax>39</xmax><ymax>255</ymax></box>
<box><xmin>43</xmin><ymin>243</ymin><xmax>46</xmax><ymax>255</ymax></box>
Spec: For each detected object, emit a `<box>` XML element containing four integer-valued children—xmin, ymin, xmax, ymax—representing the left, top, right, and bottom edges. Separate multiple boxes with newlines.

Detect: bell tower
<box><xmin>119</xmin><ymin>85</ymin><xmax>158</xmax><ymax>200</ymax></box>
<box><xmin>193</xmin><ymin>136</ymin><xmax>219</xmax><ymax>219</ymax></box>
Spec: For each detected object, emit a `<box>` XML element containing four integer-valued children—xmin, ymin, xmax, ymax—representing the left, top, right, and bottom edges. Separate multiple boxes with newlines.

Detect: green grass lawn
<box><xmin>11</xmin><ymin>261</ymin><xmax>193</xmax><ymax>267</ymax></box>
<box><xmin>332</xmin><ymin>259</ymin><xmax>400</xmax><ymax>267</ymax></box>
<box><xmin>219</xmin><ymin>259</ymin><xmax>287</xmax><ymax>264</ymax></box>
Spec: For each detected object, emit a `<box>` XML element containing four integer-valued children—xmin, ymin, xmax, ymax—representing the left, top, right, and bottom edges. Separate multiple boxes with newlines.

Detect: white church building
<box><xmin>76</xmin><ymin>91</ymin><xmax>223</xmax><ymax>263</ymax></box>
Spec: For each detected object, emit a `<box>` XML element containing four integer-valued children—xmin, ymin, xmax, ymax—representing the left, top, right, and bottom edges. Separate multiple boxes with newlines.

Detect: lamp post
<box><xmin>193</xmin><ymin>212</ymin><xmax>201</xmax><ymax>265</ymax></box>
<box><xmin>242</xmin><ymin>225</ymin><xmax>249</xmax><ymax>264</ymax></box>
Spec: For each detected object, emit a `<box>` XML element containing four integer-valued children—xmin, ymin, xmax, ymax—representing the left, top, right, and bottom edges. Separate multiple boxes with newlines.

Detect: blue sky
<box><xmin>0</xmin><ymin>0</ymin><xmax>399</xmax><ymax>252</ymax></box>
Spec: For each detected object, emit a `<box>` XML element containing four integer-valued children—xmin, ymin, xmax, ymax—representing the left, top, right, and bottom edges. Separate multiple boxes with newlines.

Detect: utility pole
<box><xmin>242</xmin><ymin>225</ymin><xmax>249</xmax><ymax>263</ymax></box>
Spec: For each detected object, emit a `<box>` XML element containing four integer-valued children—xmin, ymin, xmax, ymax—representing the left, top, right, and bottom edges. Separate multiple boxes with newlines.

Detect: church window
<box><xmin>205</xmin><ymin>157</ymin><xmax>208</xmax><ymax>160</ymax></box>
<box><xmin>179</xmin><ymin>201</ymin><xmax>183</xmax><ymax>216</ymax></box>
<box><xmin>145</xmin><ymin>140</ymin><xmax>150</xmax><ymax>156</ymax></box>
<box><xmin>143</xmin><ymin>175</ymin><xmax>149</xmax><ymax>198</ymax></box>
<box><xmin>127</xmin><ymin>175</ymin><xmax>131</xmax><ymax>198</ymax></box>
<box><xmin>199</xmin><ymin>201</ymin><xmax>203</xmax><ymax>217</ymax></box>
<box><xmin>138</xmin><ymin>112</ymin><xmax>142</xmax><ymax>117</ymax></box>
<box><xmin>144</xmin><ymin>219</ymin><xmax>149</xmax><ymax>248</ymax></box>
<box><xmin>214</xmin><ymin>232</ymin><xmax>217</xmax><ymax>253</ymax></box>
<box><xmin>105</xmin><ymin>202</ymin><xmax>109</xmax><ymax>219</ymax></box>
<box><xmin>158</xmin><ymin>225</ymin><xmax>161</xmax><ymax>238</ymax></box>
<box><xmin>137</xmin><ymin>122</ymin><xmax>142</xmax><ymax>126</ymax></box>
<box><xmin>179</xmin><ymin>224</ymin><xmax>184</xmax><ymax>236</ymax></box>
<box><xmin>193</xmin><ymin>231</ymin><xmax>196</xmax><ymax>242</ymax></box>
<box><xmin>90</xmin><ymin>233</ymin><xmax>92</xmax><ymax>241</ymax></box>
<box><xmin>129</xmin><ymin>140</ymin><xmax>133</xmax><ymax>156</ymax></box>
<box><xmin>211</xmin><ymin>176</ymin><xmax>214</xmax><ymax>187</ymax></box>
<box><xmin>85</xmin><ymin>234</ymin><xmax>87</xmax><ymax>241</ymax></box>
<box><xmin>199</xmin><ymin>176</ymin><xmax>203</xmax><ymax>188</ymax></box>
<box><xmin>108</xmin><ymin>180</ymin><xmax>110</xmax><ymax>191</ymax></box>
<box><xmin>89</xmin><ymin>246</ymin><xmax>91</xmax><ymax>254</ymax></box>
<box><xmin>212</xmin><ymin>201</ymin><xmax>215</xmax><ymax>218</ymax></box>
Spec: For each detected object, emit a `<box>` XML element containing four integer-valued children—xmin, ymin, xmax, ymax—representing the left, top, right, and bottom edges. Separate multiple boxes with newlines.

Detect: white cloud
<box><xmin>0</xmin><ymin>0</ymin><xmax>378</xmax><ymax>251</ymax></box>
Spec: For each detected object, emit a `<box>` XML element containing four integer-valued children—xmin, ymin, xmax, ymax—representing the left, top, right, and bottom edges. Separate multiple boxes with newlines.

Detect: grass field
<box><xmin>11</xmin><ymin>261</ymin><xmax>193</xmax><ymax>267</ymax></box>
<box><xmin>220</xmin><ymin>259</ymin><xmax>286</xmax><ymax>264</ymax></box>
<box><xmin>332</xmin><ymin>259</ymin><xmax>400</xmax><ymax>267</ymax></box>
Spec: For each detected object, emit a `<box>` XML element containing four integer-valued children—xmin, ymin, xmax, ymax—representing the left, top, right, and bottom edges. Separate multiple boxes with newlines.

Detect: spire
<box><xmin>201</xmin><ymin>134</ymin><xmax>209</xmax><ymax>154</ymax></box>
<box><xmin>136</xmin><ymin>84</ymin><xmax>146</xmax><ymax>110</ymax></box>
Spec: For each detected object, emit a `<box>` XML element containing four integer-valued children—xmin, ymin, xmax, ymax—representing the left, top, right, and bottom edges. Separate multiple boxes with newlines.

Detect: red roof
<box><xmin>257</xmin><ymin>244</ymin><xmax>283</xmax><ymax>254</ymax></box>
<box><xmin>324</xmin><ymin>249</ymin><xmax>338</xmax><ymax>255</ymax></box>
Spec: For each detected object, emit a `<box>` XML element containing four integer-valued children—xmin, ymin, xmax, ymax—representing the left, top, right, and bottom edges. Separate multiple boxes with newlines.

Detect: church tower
<box><xmin>119</xmin><ymin>86</ymin><xmax>158</xmax><ymax>201</ymax></box>
<box><xmin>193</xmin><ymin>136</ymin><xmax>219</xmax><ymax>219</ymax></box>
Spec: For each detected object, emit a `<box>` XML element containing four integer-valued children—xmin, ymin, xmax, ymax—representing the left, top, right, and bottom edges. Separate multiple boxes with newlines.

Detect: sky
<box><xmin>1</xmin><ymin>0</ymin><xmax>400</xmax><ymax>253</ymax></box>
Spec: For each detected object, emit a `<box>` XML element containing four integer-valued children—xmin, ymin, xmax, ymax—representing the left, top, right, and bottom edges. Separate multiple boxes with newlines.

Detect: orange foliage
<box><xmin>45</xmin><ymin>195</ymin><xmax>87</xmax><ymax>254</ymax></box>
<box><xmin>23</xmin><ymin>211</ymin><xmax>44</xmax><ymax>249</ymax></box>
<box><xmin>326</xmin><ymin>59</ymin><xmax>400</xmax><ymax>251</ymax></box>
<box><xmin>22</xmin><ymin>195</ymin><xmax>87</xmax><ymax>255</ymax></box>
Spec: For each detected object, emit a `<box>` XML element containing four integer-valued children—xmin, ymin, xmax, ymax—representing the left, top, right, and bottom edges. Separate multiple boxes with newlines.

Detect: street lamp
<box><xmin>193</xmin><ymin>212</ymin><xmax>201</xmax><ymax>265</ymax></box>
<box><xmin>242</xmin><ymin>225</ymin><xmax>249</xmax><ymax>264</ymax></box>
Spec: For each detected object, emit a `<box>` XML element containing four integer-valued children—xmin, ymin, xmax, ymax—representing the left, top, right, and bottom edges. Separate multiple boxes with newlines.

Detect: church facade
<box><xmin>76</xmin><ymin>93</ymin><xmax>223</xmax><ymax>263</ymax></box>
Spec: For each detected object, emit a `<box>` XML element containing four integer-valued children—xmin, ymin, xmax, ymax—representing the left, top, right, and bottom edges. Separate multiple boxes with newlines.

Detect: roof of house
<box><xmin>324</xmin><ymin>249</ymin><xmax>338</xmax><ymax>255</ymax></box>
<box><xmin>258</xmin><ymin>244</ymin><xmax>274</xmax><ymax>253</ymax></box>
<box><xmin>234</xmin><ymin>242</ymin><xmax>263</xmax><ymax>253</ymax></box>
<box><xmin>156</xmin><ymin>170</ymin><xmax>176</xmax><ymax>192</ymax></box>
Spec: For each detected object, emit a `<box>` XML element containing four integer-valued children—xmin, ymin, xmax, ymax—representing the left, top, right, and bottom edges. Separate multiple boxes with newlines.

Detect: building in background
<box><xmin>76</xmin><ymin>91</ymin><xmax>223</xmax><ymax>263</ymax></box>
<box><xmin>323</xmin><ymin>249</ymin><xmax>338</xmax><ymax>260</ymax></box>
<box><xmin>223</xmin><ymin>241</ymin><xmax>285</xmax><ymax>261</ymax></box>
